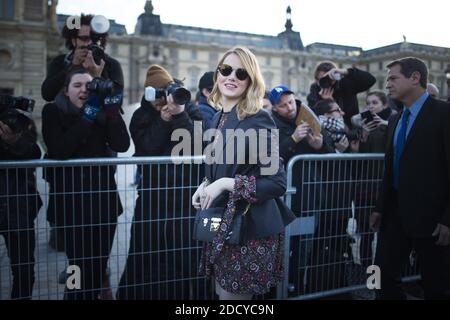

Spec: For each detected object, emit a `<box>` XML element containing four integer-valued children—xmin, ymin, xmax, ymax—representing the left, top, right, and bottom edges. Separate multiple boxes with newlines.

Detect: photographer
<box><xmin>117</xmin><ymin>65</ymin><xmax>203</xmax><ymax>300</ymax></box>
<box><xmin>351</xmin><ymin>90</ymin><xmax>397</xmax><ymax>153</ymax></box>
<box><xmin>307</xmin><ymin>61</ymin><xmax>376</xmax><ymax>128</ymax></box>
<box><xmin>42</xmin><ymin>67</ymin><xmax>130</xmax><ymax>300</ymax></box>
<box><xmin>41</xmin><ymin>14</ymin><xmax>123</xmax><ymax>102</ymax></box>
<box><xmin>314</xmin><ymin>99</ymin><xmax>360</xmax><ymax>153</ymax></box>
<box><xmin>0</xmin><ymin>97</ymin><xmax>42</xmax><ymax>299</ymax></box>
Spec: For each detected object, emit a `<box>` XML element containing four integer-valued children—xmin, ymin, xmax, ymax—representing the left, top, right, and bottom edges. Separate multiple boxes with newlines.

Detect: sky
<box><xmin>57</xmin><ymin>0</ymin><xmax>450</xmax><ymax>50</ymax></box>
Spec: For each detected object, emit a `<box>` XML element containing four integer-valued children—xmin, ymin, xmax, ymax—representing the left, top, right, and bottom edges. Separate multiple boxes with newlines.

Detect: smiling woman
<box><xmin>191</xmin><ymin>46</ymin><xmax>295</xmax><ymax>300</ymax></box>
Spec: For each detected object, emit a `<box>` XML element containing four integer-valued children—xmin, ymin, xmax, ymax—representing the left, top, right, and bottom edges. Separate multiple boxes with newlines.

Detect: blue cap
<box><xmin>269</xmin><ymin>85</ymin><xmax>293</xmax><ymax>105</ymax></box>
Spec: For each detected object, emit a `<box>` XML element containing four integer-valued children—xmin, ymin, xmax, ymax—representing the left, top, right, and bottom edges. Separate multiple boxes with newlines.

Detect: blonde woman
<box><xmin>192</xmin><ymin>47</ymin><xmax>295</xmax><ymax>300</ymax></box>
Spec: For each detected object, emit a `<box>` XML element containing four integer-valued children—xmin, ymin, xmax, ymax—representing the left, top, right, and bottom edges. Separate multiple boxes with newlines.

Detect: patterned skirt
<box><xmin>199</xmin><ymin>233</ymin><xmax>284</xmax><ymax>295</ymax></box>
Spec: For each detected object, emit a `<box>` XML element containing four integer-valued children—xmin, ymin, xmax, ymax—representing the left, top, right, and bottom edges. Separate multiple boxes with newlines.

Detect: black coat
<box><xmin>205</xmin><ymin>107</ymin><xmax>295</xmax><ymax>240</ymax></box>
<box><xmin>42</xmin><ymin>99</ymin><xmax>130</xmax><ymax>225</ymax></box>
<box><xmin>41</xmin><ymin>53</ymin><xmax>124</xmax><ymax>102</ymax></box>
<box><xmin>376</xmin><ymin>97</ymin><xmax>450</xmax><ymax>237</ymax></box>
<box><xmin>129</xmin><ymin>96</ymin><xmax>203</xmax><ymax>214</ymax></box>
<box><xmin>307</xmin><ymin>67</ymin><xmax>376</xmax><ymax>128</ymax></box>
<box><xmin>0</xmin><ymin>113</ymin><xmax>42</xmax><ymax>230</ymax></box>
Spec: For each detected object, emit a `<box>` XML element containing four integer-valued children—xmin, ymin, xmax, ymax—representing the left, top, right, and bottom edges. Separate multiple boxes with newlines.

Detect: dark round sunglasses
<box><xmin>217</xmin><ymin>64</ymin><xmax>249</xmax><ymax>81</ymax></box>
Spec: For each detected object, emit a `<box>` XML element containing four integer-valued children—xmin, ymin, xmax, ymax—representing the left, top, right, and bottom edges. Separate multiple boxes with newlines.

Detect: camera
<box><xmin>0</xmin><ymin>95</ymin><xmax>35</xmax><ymax>135</ymax></box>
<box><xmin>86</xmin><ymin>77</ymin><xmax>115</xmax><ymax>97</ymax></box>
<box><xmin>0</xmin><ymin>95</ymin><xmax>35</xmax><ymax>113</ymax></box>
<box><xmin>360</xmin><ymin>110</ymin><xmax>374</xmax><ymax>123</ymax></box>
<box><xmin>145</xmin><ymin>82</ymin><xmax>191</xmax><ymax>106</ymax></box>
<box><xmin>87</xmin><ymin>43</ymin><xmax>105</xmax><ymax>65</ymax></box>
<box><xmin>319</xmin><ymin>71</ymin><xmax>341</xmax><ymax>89</ymax></box>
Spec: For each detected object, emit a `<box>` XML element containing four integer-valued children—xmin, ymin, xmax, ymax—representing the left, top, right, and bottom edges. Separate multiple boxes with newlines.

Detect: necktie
<box><xmin>393</xmin><ymin>109</ymin><xmax>410</xmax><ymax>189</ymax></box>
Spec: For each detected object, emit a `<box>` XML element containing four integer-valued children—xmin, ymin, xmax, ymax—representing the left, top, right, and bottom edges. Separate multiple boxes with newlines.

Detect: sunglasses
<box><xmin>217</xmin><ymin>64</ymin><xmax>249</xmax><ymax>81</ymax></box>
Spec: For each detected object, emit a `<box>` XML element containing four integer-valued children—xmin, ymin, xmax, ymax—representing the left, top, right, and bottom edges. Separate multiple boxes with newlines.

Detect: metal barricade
<box><xmin>281</xmin><ymin>153</ymin><xmax>420</xmax><ymax>300</ymax></box>
<box><xmin>0</xmin><ymin>156</ymin><xmax>215</xmax><ymax>300</ymax></box>
<box><xmin>1</xmin><ymin>154</ymin><xmax>421</xmax><ymax>300</ymax></box>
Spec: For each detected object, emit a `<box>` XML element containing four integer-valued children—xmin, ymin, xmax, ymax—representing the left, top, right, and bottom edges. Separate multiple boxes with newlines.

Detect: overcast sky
<box><xmin>57</xmin><ymin>0</ymin><xmax>449</xmax><ymax>50</ymax></box>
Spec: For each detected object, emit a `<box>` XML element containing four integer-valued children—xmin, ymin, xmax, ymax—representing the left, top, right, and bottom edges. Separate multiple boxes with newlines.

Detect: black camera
<box><xmin>0</xmin><ymin>95</ymin><xmax>35</xmax><ymax>113</ymax></box>
<box><xmin>145</xmin><ymin>82</ymin><xmax>191</xmax><ymax>106</ymax></box>
<box><xmin>319</xmin><ymin>75</ymin><xmax>333</xmax><ymax>89</ymax></box>
<box><xmin>86</xmin><ymin>77</ymin><xmax>114</xmax><ymax>97</ymax></box>
<box><xmin>87</xmin><ymin>43</ymin><xmax>105</xmax><ymax>65</ymax></box>
<box><xmin>0</xmin><ymin>95</ymin><xmax>35</xmax><ymax>135</ymax></box>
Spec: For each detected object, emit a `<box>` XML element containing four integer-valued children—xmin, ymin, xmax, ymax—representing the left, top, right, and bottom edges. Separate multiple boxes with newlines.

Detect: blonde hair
<box><xmin>208</xmin><ymin>46</ymin><xmax>265</xmax><ymax>120</ymax></box>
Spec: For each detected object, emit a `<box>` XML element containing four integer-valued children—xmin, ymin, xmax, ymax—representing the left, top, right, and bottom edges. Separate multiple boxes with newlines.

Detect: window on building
<box><xmin>379</xmin><ymin>61</ymin><xmax>383</xmax><ymax>70</ymax></box>
<box><xmin>0</xmin><ymin>0</ymin><xmax>14</xmax><ymax>20</ymax></box>
<box><xmin>266</xmin><ymin>56</ymin><xmax>271</xmax><ymax>66</ymax></box>
<box><xmin>0</xmin><ymin>87</ymin><xmax>14</xmax><ymax>95</ymax></box>
<box><xmin>24</xmin><ymin>0</ymin><xmax>43</xmax><ymax>21</ymax></box>
<box><xmin>109</xmin><ymin>43</ymin><xmax>118</xmax><ymax>56</ymax></box>
<box><xmin>191</xmin><ymin>50</ymin><xmax>197</xmax><ymax>60</ymax></box>
<box><xmin>188</xmin><ymin>67</ymin><xmax>200</xmax><ymax>91</ymax></box>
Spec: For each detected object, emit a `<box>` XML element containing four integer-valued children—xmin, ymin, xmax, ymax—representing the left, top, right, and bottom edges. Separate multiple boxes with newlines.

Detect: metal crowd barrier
<box><xmin>0</xmin><ymin>155</ymin><xmax>420</xmax><ymax>300</ymax></box>
<box><xmin>0</xmin><ymin>156</ymin><xmax>214</xmax><ymax>300</ymax></box>
<box><xmin>281</xmin><ymin>153</ymin><xmax>420</xmax><ymax>300</ymax></box>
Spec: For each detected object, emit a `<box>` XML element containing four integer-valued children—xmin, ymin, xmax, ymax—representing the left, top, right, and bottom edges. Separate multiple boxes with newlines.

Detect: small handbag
<box><xmin>193</xmin><ymin>203</ymin><xmax>250</xmax><ymax>245</ymax></box>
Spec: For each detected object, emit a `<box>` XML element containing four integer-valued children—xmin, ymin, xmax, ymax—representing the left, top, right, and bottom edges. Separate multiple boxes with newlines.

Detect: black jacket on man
<box><xmin>307</xmin><ymin>67</ymin><xmax>376</xmax><ymax>128</ymax></box>
<box><xmin>376</xmin><ymin>97</ymin><xmax>450</xmax><ymax>237</ymax></box>
<box><xmin>41</xmin><ymin>53</ymin><xmax>123</xmax><ymax>102</ymax></box>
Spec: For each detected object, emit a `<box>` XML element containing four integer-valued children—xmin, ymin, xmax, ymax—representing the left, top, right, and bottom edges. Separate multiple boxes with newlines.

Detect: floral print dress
<box><xmin>198</xmin><ymin>112</ymin><xmax>284</xmax><ymax>295</ymax></box>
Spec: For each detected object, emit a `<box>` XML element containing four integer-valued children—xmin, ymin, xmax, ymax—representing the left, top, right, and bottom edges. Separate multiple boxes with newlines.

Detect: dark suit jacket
<box><xmin>376</xmin><ymin>97</ymin><xmax>450</xmax><ymax>237</ymax></box>
<box><xmin>205</xmin><ymin>107</ymin><xmax>295</xmax><ymax>240</ymax></box>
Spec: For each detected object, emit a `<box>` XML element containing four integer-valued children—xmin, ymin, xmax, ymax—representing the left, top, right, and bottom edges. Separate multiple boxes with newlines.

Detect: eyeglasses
<box><xmin>328</xmin><ymin>107</ymin><xmax>342</xmax><ymax>114</ymax></box>
<box><xmin>76</xmin><ymin>35</ymin><xmax>92</xmax><ymax>42</ymax></box>
<box><xmin>217</xmin><ymin>64</ymin><xmax>249</xmax><ymax>81</ymax></box>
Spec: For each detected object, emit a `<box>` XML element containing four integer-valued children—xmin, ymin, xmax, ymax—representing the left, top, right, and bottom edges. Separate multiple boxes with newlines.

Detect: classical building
<box><xmin>1</xmin><ymin>0</ymin><xmax>449</xmax><ymax>125</ymax></box>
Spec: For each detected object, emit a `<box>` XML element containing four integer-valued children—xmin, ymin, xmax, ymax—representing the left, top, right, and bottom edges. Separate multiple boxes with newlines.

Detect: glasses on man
<box><xmin>76</xmin><ymin>35</ymin><xmax>92</xmax><ymax>42</ymax></box>
<box><xmin>217</xmin><ymin>64</ymin><xmax>249</xmax><ymax>81</ymax></box>
<box><xmin>328</xmin><ymin>107</ymin><xmax>343</xmax><ymax>114</ymax></box>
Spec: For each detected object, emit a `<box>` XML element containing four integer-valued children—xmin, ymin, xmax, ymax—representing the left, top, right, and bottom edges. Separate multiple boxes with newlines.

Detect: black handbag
<box><xmin>192</xmin><ymin>203</ymin><xmax>250</xmax><ymax>245</ymax></box>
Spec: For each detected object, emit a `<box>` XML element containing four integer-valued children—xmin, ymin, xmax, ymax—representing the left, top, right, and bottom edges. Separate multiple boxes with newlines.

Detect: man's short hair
<box><xmin>61</xmin><ymin>14</ymin><xmax>108</xmax><ymax>50</ymax></box>
<box><xmin>314</xmin><ymin>61</ymin><xmax>337</xmax><ymax>80</ymax></box>
<box><xmin>387</xmin><ymin>57</ymin><xmax>428</xmax><ymax>89</ymax></box>
<box><xmin>313</xmin><ymin>99</ymin><xmax>335</xmax><ymax>116</ymax></box>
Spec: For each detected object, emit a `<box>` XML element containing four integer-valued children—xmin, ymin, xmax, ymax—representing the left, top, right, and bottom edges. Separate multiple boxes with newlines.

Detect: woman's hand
<box><xmin>192</xmin><ymin>181</ymin><xmax>207</xmax><ymax>209</ymax></box>
<box><xmin>200</xmin><ymin>178</ymin><xmax>234</xmax><ymax>210</ymax></box>
<box><xmin>335</xmin><ymin>135</ymin><xmax>349</xmax><ymax>153</ymax></box>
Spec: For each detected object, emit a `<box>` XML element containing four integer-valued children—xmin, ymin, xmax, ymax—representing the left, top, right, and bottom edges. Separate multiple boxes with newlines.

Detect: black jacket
<box><xmin>205</xmin><ymin>107</ymin><xmax>295</xmax><ymax>240</ymax></box>
<box><xmin>129</xmin><ymin>96</ymin><xmax>203</xmax><ymax>214</ymax></box>
<box><xmin>41</xmin><ymin>53</ymin><xmax>124</xmax><ymax>102</ymax></box>
<box><xmin>42</xmin><ymin>95</ymin><xmax>130</xmax><ymax>225</ymax></box>
<box><xmin>0</xmin><ymin>112</ymin><xmax>42</xmax><ymax>230</ymax></box>
<box><xmin>307</xmin><ymin>67</ymin><xmax>376</xmax><ymax>128</ymax></box>
<box><xmin>376</xmin><ymin>97</ymin><xmax>450</xmax><ymax>237</ymax></box>
<box><xmin>196</xmin><ymin>95</ymin><xmax>217</xmax><ymax>131</ymax></box>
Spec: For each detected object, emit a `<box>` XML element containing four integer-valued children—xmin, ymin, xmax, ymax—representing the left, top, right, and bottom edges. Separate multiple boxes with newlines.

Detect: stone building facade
<box><xmin>1</xmin><ymin>0</ymin><xmax>449</xmax><ymax>125</ymax></box>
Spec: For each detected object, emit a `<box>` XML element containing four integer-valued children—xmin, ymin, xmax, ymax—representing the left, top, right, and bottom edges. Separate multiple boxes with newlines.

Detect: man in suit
<box><xmin>370</xmin><ymin>57</ymin><xmax>450</xmax><ymax>299</ymax></box>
